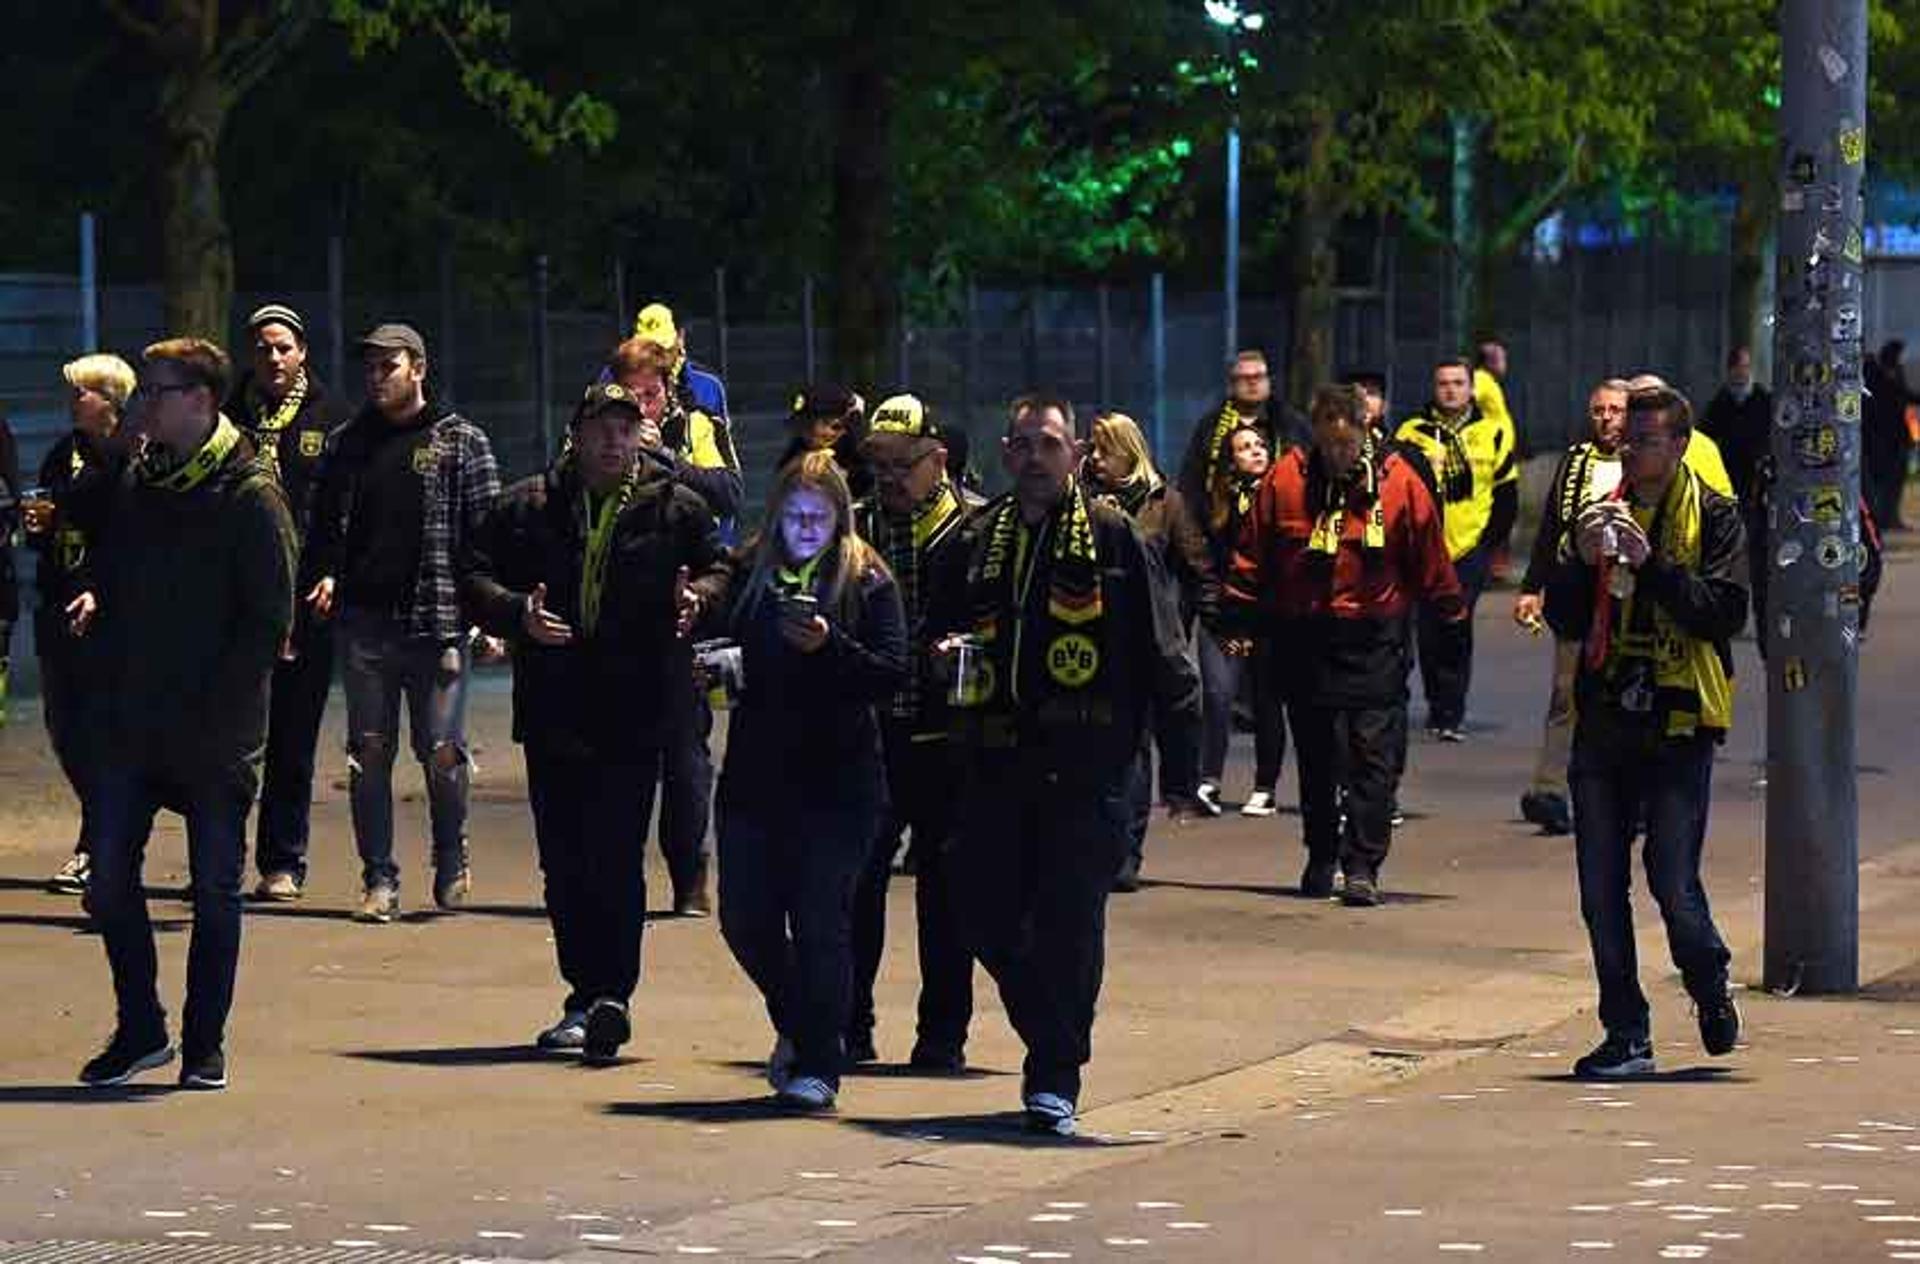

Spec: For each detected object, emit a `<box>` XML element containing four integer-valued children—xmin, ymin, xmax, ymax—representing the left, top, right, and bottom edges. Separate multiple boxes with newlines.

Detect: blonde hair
<box><xmin>62</xmin><ymin>353</ymin><xmax>137</xmax><ymax>410</ymax></box>
<box><xmin>1090</xmin><ymin>412</ymin><xmax>1160</xmax><ymax>491</ymax></box>
<box><xmin>739</xmin><ymin>450</ymin><xmax>891</xmax><ymax>625</ymax></box>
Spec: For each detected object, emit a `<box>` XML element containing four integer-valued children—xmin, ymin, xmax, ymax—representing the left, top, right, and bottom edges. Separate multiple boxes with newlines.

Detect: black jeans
<box><xmin>36</xmin><ymin>619</ymin><xmax>97</xmax><ymax>853</ymax></box>
<box><xmin>1570</xmin><ymin>730</ymin><xmax>1731</xmax><ymax>1040</ymax></box>
<box><xmin>1198</xmin><ymin>632</ymin><xmax>1285</xmax><ymax>791</ymax></box>
<box><xmin>1292</xmin><ymin>702</ymin><xmax>1401</xmax><ymax>880</ymax></box>
<box><xmin>656</xmin><ymin>682</ymin><xmax>714</xmax><ymax>898</ymax></box>
<box><xmin>849</xmin><ymin>731</ymin><xmax>975</xmax><ymax>1054</ymax></box>
<box><xmin>255</xmin><ymin>617</ymin><xmax>335</xmax><ymax>882</ymax></box>
<box><xmin>87</xmin><ymin>762</ymin><xmax>254</xmax><ymax>1056</ymax></box>
<box><xmin>950</xmin><ymin>757</ymin><xmax>1130</xmax><ymax>1102</ymax></box>
<box><xmin>1416</xmin><ymin>547</ymin><xmax>1490</xmax><ymax>730</ymax></box>
<box><xmin>718</xmin><ymin>795</ymin><xmax>879</xmax><ymax>1090</ymax></box>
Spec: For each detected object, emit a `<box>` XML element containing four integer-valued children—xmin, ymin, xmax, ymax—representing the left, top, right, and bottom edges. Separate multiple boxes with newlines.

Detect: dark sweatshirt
<box><xmin>90</xmin><ymin>427</ymin><xmax>296</xmax><ymax>780</ymax></box>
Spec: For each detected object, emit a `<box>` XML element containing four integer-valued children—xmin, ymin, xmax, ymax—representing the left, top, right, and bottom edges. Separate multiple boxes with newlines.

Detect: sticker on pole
<box><xmin>1791</xmin><ymin>152</ymin><xmax>1819</xmax><ymax>184</ymax></box>
<box><xmin>1832</xmin><ymin>303</ymin><xmax>1862</xmax><ymax>342</ymax></box>
<box><xmin>1819</xmin><ymin>45</ymin><xmax>1851</xmax><ymax>83</ymax></box>
<box><xmin>1839</xmin><ymin>122</ymin><xmax>1866</xmax><ymax>167</ymax></box>
<box><xmin>1808</xmin><ymin>485</ymin><xmax>1847</xmax><ymax>524</ymax></box>
<box><xmin>1789</xmin><ymin>359</ymin><xmax>1832</xmax><ymax>389</ymax></box>
<box><xmin>1792</xmin><ymin>425</ymin><xmax>1840</xmax><ymax>467</ymax></box>
<box><xmin>1777</xmin><ymin>539</ymin><xmax>1804</xmax><ymax>568</ymax></box>
<box><xmin>1839</xmin><ymin>583</ymin><xmax>1861</xmax><ymax>608</ymax></box>
<box><xmin>1784</xmin><ymin>658</ymin><xmax>1808</xmax><ymax>692</ymax></box>
<box><xmin>1816</xmin><ymin>535</ymin><xmax>1848</xmax><ymax>569</ymax></box>
<box><xmin>1837</xmin><ymin>389</ymin><xmax>1862</xmax><ymax>423</ymax></box>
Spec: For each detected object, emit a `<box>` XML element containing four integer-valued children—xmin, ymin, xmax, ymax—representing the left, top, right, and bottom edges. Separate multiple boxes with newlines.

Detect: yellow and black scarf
<box><xmin>966</xmin><ymin>482</ymin><xmax>1104</xmax><ymax>708</ymax></box>
<box><xmin>1306</xmin><ymin>433</ymin><xmax>1385</xmax><ymax>555</ymax></box>
<box><xmin>576</xmin><ymin>460</ymin><xmax>640</xmax><ymax>636</ymax></box>
<box><xmin>248</xmin><ymin>372</ymin><xmax>307</xmax><ymax>480</ymax></box>
<box><xmin>139</xmin><ymin>415</ymin><xmax>242</xmax><ymax>493</ymax></box>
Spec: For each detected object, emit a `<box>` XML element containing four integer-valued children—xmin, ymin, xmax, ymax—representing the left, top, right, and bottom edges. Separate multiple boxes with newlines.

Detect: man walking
<box><xmin>1545</xmin><ymin>384</ymin><xmax>1745</xmax><ymax>1077</ymax></box>
<box><xmin>846</xmin><ymin>393</ymin><xmax>978</xmax><ymax>1071</ymax></box>
<box><xmin>309</xmin><ymin>324</ymin><xmax>500</xmax><ymax>923</ymax></box>
<box><xmin>465</xmin><ymin>383</ymin><xmax>728</xmax><ymax>1062</ymax></box>
<box><xmin>933</xmin><ymin>394</ymin><xmax>1200</xmax><ymax>1135</ymax></box>
<box><xmin>1395</xmin><ymin>358</ymin><xmax>1518</xmax><ymax>739</ymax></box>
<box><xmin>1226</xmin><ymin>385</ymin><xmax>1462</xmax><ymax>906</ymax></box>
<box><xmin>226</xmin><ymin>304</ymin><xmax>347</xmax><ymax>901</ymax></box>
<box><xmin>79</xmin><ymin>338</ymin><xmax>295</xmax><ymax>1088</ymax></box>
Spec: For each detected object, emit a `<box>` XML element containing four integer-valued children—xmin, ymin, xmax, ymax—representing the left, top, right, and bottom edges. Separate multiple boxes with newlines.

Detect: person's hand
<box><xmin>638</xmin><ymin>417</ymin><xmax>664</xmax><ymax>450</ymax></box>
<box><xmin>1615</xmin><ymin>517</ymin><xmax>1652</xmax><ymax>568</ymax></box>
<box><xmin>522</xmin><ymin>583</ymin><xmax>574</xmax><ymax>646</ymax></box>
<box><xmin>1218</xmin><ymin>634</ymin><xmax>1254</xmax><ymax>658</ymax></box>
<box><xmin>1574</xmin><ymin>504</ymin><xmax>1613</xmax><ymax>566</ymax></box>
<box><xmin>66</xmin><ymin>591</ymin><xmax>97</xmax><ymax>638</ymax></box>
<box><xmin>1512</xmin><ymin>592</ymin><xmax>1545</xmax><ymax>630</ymax></box>
<box><xmin>781</xmin><ymin>613</ymin><xmax>830</xmax><ymax>653</ymax></box>
<box><xmin>306</xmin><ymin>576</ymin><xmax>336</xmax><ymax>619</ymax></box>
<box><xmin>473</xmin><ymin>633</ymin><xmax>509</xmax><ymax>664</ymax></box>
<box><xmin>21</xmin><ymin>498</ymin><xmax>53</xmax><ymax>536</ymax></box>
<box><xmin>673</xmin><ymin>566</ymin><xmax>700</xmax><ymax>638</ymax></box>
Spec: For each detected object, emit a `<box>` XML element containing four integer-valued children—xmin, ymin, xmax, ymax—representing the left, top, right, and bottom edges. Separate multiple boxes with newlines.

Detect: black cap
<box><xmin>789</xmin><ymin>383</ymin><xmax>859</xmax><ymax>426</ymax></box>
<box><xmin>356</xmin><ymin>322</ymin><xmax>427</xmax><ymax>358</ymax></box>
<box><xmin>577</xmin><ymin>381</ymin><xmax>645</xmax><ymax>423</ymax></box>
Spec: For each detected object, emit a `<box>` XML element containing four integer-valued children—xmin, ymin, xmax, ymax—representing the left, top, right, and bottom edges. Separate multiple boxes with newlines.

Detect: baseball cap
<box><xmin>789</xmin><ymin>383</ymin><xmax>859</xmax><ymax>426</ymax></box>
<box><xmin>633</xmin><ymin>303</ymin><xmax>679</xmax><ymax>349</ymax></box>
<box><xmin>577</xmin><ymin>381</ymin><xmax>645</xmax><ymax>423</ymax></box>
<box><xmin>357</xmin><ymin>323</ymin><xmax>427</xmax><ymax>358</ymax></box>
<box><xmin>867</xmin><ymin>393</ymin><xmax>942</xmax><ymax>442</ymax></box>
<box><xmin>246</xmin><ymin>303</ymin><xmax>306</xmax><ymax>339</ymax></box>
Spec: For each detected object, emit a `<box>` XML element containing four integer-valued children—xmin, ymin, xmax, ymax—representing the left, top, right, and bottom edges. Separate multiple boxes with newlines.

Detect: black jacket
<box><xmin>717</xmin><ymin>557</ymin><xmax>908</xmax><ymax>811</ymax></box>
<box><xmin>464</xmin><ymin>459</ymin><xmax>730</xmax><ymax>754</ymax></box>
<box><xmin>225</xmin><ymin>372</ymin><xmax>348</xmax><ymax>572</ymax></box>
<box><xmin>28</xmin><ymin>431</ymin><xmax>128</xmax><ymax>634</ymax></box>
<box><xmin>1701</xmin><ymin>384</ymin><xmax>1771</xmax><ymax>506</ymax></box>
<box><xmin>91</xmin><ymin>431</ymin><xmax>296</xmax><ymax>778</ymax></box>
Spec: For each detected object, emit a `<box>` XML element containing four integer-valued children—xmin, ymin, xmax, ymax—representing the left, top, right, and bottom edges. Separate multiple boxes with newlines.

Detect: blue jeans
<box><xmin>1198</xmin><ymin>631</ymin><xmax>1283</xmax><ymax>791</ymax></box>
<box><xmin>88</xmin><ymin>763</ymin><xmax>253</xmax><ymax>1056</ymax></box>
<box><xmin>340</xmin><ymin>608</ymin><xmax>471</xmax><ymax>891</ymax></box>
<box><xmin>1570</xmin><ymin>731</ymin><xmax>1732</xmax><ymax>1040</ymax></box>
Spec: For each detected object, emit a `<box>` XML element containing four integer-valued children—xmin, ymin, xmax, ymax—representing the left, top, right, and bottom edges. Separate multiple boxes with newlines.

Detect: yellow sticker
<box><xmin>411</xmin><ymin>445</ymin><xmax>436</xmax><ymax>475</ymax></box>
<box><xmin>1784</xmin><ymin>657</ymin><xmax>1808</xmax><ymax>692</ymax></box>
<box><xmin>1840</xmin><ymin>126</ymin><xmax>1866</xmax><ymax>167</ymax></box>
<box><xmin>299</xmin><ymin>429</ymin><xmax>324</xmax><ymax>458</ymax></box>
<box><xmin>959</xmin><ymin>659</ymin><xmax>997</xmax><ymax>707</ymax></box>
<box><xmin>1046</xmin><ymin>632</ymin><xmax>1101</xmax><ymax>688</ymax></box>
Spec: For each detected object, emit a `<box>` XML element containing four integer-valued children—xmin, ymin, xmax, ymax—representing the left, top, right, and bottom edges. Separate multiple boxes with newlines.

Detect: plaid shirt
<box><xmin>316</xmin><ymin>405</ymin><xmax>500</xmax><ymax>643</ymax></box>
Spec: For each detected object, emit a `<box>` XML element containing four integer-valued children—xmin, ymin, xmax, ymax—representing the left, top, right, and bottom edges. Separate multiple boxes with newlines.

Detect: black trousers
<box><xmin>849</xmin><ymin>730</ymin><xmax>975</xmax><ymax>1054</ymax></box>
<box><xmin>1292</xmin><ymin>702</ymin><xmax>1401</xmax><ymax>880</ymax></box>
<box><xmin>525</xmin><ymin>742</ymin><xmax>659</xmax><ymax>1013</ymax></box>
<box><xmin>950</xmin><ymin>756</ymin><xmax>1129</xmax><ymax>1102</ymax></box>
<box><xmin>718</xmin><ymin>789</ymin><xmax>880</xmax><ymax>1090</ymax></box>
<box><xmin>36</xmin><ymin>618</ymin><xmax>97</xmax><ymax>853</ymax></box>
<box><xmin>255</xmin><ymin>617</ymin><xmax>335</xmax><ymax>881</ymax></box>
<box><xmin>655</xmin><ymin>681</ymin><xmax>714</xmax><ymax>898</ymax></box>
<box><xmin>1415</xmin><ymin>547</ymin><xmax>1490</xmax><ymax>730</ymax></box>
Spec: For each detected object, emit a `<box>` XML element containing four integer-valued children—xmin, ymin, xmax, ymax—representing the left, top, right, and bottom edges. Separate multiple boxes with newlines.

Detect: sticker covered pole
<box><xmin>1765</xmin><ymin>0</ymin><xmax>1865</xmax><ymax>994</ymax></box>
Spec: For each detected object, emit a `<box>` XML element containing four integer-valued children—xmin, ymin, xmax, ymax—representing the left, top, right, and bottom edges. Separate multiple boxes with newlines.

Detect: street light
<box><xmin>1206</xmin><ymin>0</ymin><xmax>1263</xmax><ymax>370</ymax></box>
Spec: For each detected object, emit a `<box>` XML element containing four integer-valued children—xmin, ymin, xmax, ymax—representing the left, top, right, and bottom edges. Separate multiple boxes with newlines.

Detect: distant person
<box><xmin>465</xmin><ymin>382</ymin><xmax>728</xmax><ymax>1063</ymax></box>
<box><xmin>1226</xmin><ymin>385</ymin><xmax>1462</xmax><ymax>906</ymax></box>
<box><xmin>778</xmin><ymin>385</ymin><xmax>872</xmax><ymax>505</ymax></box>
<box><xmin>1545</xmin><ymin>384</ymin><xmax>1744</xmax><ymax>1078</ymax></box>
<box><xmin>24</xmin><ymin>357</ymin><xmax>138</xmax><ymax>893</ymax></box>
<box><xmin>930</xmin><ymin>394</ymin><xmax>1199</xmax><ymax>1137</ymax></box>
<box><xmin>1864</xmin><ymin>340</ymin><xmax>1912</xmax><ymax>530</ymax></box>
<box><xmin>1471</xmin><ymin>336</ymin><xmax>1515</xmax><ymax>437</ymax></box>
<box><xmin>80</xmin><ymin>338</ymin><xmax>295</xmax><ymax>1089</ymax></box>
<box><xmin>1700</xmin><ymin>346</ymin><xmax>1771</xmax><ymax>507</ymax></box>
<box><xmin>630</xmin><ymin>301</ymin><xmax>730</xmax><ymax>426</ymax></box>
<box><xmin>1395</xmin><ymin>358</ymin><xmax>1519</xmax><ymax>739</ymax></box>
<box><xmin>225</xmin><ymin>304</ymin><xmax>348</xmax><ymax>902</ymax></box>
<box><xmin>1176</xmin><ymin>350</ymin><xmax>1302</xmax><ymax>518</ymax></box>
<box><xmin>717</xmin><ymin>451</ymin><xmax>906</xmax><ymax>1111</ymax></box>
<box><xmin>308</xmin><ymin>324</ymin><xmax>500</xmax><ymax>923</ymax></box>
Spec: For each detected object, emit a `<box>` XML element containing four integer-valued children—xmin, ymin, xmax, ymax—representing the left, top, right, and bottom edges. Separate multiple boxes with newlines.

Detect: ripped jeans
<box><xmin>340</xmin><ymin>607</ymin><xmax>471</xmax><ymax>892</ymax></box>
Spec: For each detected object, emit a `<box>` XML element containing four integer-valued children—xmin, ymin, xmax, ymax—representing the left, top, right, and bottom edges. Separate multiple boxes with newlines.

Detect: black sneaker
<box><xmin>1022</xmin><ymin>1091</ymin><xmax>1078</xmax><ymax>1136</ymax></box>
<box><xmin>1697</xmin><ymin>989</ymin><xmax>1741</xmax><ymax>1056</ymax></box>
<box><xmin>582</xmin><ymin>998</ymin><xmax>631</xmax><ymax>1066</ymax></box>
<box><xmin>1573</xmin><ymin>1032</ymin><xmax>1655</xmax><ymax>1078</ymax></box>
<box><xmin>1520</xmin><ymin>791</ymin><xmax>1572</xmax><ymax>835</ymax></box>
<box><xmin>1341</xmin><ymin>873</ymin><xmax>1382</xmax><ymax>907</ymax></box>
<box><xmin>1299</xmin><ymin>859</ymin><xmax>1336</xmax><ymax>899</ymax></box>
<box><xmin>79</xmin><ymin>1029</ymin><xmax>174</xmax><ymax>1087</ymax></box>
<box><xmin>1111</xmin><ymin>861</ymin><xmax>1142</xmax><ymax>894</ymax></box>
<box><xmin>908</xmin><ymin>1042</ymin><xmax>967</xmax><ymax>1075</ymax></box>
<box><xmin>178</xmin><ymin>1047</ymin><xmax>227</xmax><ymax>1091</ymax></box>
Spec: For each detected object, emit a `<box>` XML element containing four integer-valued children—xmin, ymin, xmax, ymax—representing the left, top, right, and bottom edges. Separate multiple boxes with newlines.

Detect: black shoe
<box><xmin>1111</xmin><ymin>862</ymin><xmax>1141</xmax><ymax>894</ymax></box>
<box><xmin>178</xmin><ymin>1047</ymin><xmax>227</xmax><ymax>1091</ymax></box>
<box><xmin>79</xmin><ymin>1028</ymin><xmax>174</xmax><ymax>1087</ymax></box>
<box><xmin>1573</xmin><ymin>1032</ymin><xmax>1655</xmax><ymax>1078</ymax></box>
<box><xmin>1697</xmin><ymin>989</ymin><xmax>1741</xmax><ymax>1056</ymax></box>
<box><xmin>1299</xmin><ymin>859</ymin><xmax>1336</xmax><ymax>899</ymax></box>
<box><xmin>908</xmin><ymin>1042</ymin><xmax>967</xmax><ymax>1074</ymax></box>
<box><xmin>1341</xmin><ymin>873</ymin><xmax>1382</xmax><ymax>907</ymax></box>
<box><xmin>582</xmin><ymin>998</ymin><xmax>631</xmax><ymax>1066</ymax></box>
<box><xmin>1520</xmin><ymin>791</ymin><xmax>1572</xmax><ymax>835</ymax></box>
<box><xmin>843</xmin><ymin>1030</ymin><xmax>878</xmax><ymax>1066</ymax></box>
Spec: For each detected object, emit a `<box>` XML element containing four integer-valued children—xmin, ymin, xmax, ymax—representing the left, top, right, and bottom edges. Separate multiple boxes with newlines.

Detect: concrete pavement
<box><xmin>0</xmin><ymin>545</ymin><xmax>1916</xmax><ymax>1261</ymax></box>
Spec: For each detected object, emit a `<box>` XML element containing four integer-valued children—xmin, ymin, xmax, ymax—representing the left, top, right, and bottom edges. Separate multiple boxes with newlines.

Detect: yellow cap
<box><xmin>633</xmin><ymin>303</ymin><xmax>678</xmax><ymax>348</ymax></box>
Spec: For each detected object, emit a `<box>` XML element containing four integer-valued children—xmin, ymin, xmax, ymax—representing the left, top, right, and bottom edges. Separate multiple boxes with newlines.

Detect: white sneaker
<box><xmin>1023</xmin><ymin>1091</ymin><xmax>1078</xmax><ymax>1136</ymax></box>
<box><xmin>1195</xmin><ymin>783</ymin><xmax>1224</xmax><ymax>817</ymax></box>
<box><xmin>1241</xmin><ymin>790</ymin><xmax>1277</xmax><ymax>817</ymax></box>
<box><xmin>777</xmin><ymin>1074</ymin><xmax>836</xmax><ymax>1111</ymax></box>
<box><xmin>535</xmin><ymin>1009</ymin><xmax>587</xmax><ymax>1051</ymax></box>
<box><xmin>766</xmin><ymin>1034</ymin><xmax>797</xmax><ymax>1092</ymax></box>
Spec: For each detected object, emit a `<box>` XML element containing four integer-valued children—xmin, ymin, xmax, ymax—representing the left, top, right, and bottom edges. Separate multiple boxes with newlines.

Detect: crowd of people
<box><xmin>0</xmin><ymin>303</ymin><xmax>1900</xmax><ymax>1124</ymax></box>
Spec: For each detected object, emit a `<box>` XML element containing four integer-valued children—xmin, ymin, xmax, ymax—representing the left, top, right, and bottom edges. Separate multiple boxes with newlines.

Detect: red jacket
<box><xmin>1226</xmin><ymin>447</ymin><xmax>1465</xmax><ymax>704</ymax></box>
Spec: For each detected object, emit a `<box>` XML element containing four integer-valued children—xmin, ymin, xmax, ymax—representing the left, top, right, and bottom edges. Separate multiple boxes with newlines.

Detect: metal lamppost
<box><xmin>1205</xmin><ymin>0</ymin><xmax>1264</xmax><ymax>369</ymax></box>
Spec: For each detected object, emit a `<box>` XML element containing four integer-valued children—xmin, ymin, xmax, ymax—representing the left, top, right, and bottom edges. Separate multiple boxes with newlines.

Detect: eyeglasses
<box><xmin>129</xmin><ymin>382</ymin><xmax>196</xmax><ymax>405</ymax></box>
<box><xmin>871</xmin><ymin>449</ymin><xmax>938</xmax><ymax>478</ymax></box>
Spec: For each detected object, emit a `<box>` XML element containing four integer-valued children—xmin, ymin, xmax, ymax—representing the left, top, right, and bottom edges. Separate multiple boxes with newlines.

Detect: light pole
<box><xmin>1205</xmin><ymin>1</ymin><xmax>1264</xmax><ymax>370</ymax></box>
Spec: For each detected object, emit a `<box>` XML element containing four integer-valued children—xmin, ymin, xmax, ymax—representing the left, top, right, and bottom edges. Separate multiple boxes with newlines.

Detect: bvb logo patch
<box><xmin>1046</xmin><ymin>632</ymin><xmax>1100</xmax><ymax>688</ymax></box>
<box><xmin>299</xmin><ymin>429</ymin><xmax>325</xmax><ymax>458</ymax></box>
<box><xmin>411</xmin><ymin>445</ymin><xmax>436</xmax><ymax>475</ymax></box>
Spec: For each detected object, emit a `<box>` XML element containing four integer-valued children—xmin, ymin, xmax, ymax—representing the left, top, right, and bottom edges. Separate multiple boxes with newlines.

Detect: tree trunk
<box><xmin>1447</xmin><ymin>111</ymin><xmax>1486</xmax><ymax>354</ymax></box>
<box><xmin>159</xmin><ymin>67</ymin><xmax>234</xmax><ymax>341</ymax></box>
<box><xmin>828</xmin><ymin>1</ymin><xmax>894</xmax><ymax>386</ymax></box>
<box><xmin>1285</xmin><ymin>110</ymin><xmax>1340</xmax><ymax>410</ymax></box>
<box><xmin>1727</xmin><ymin>166</ymin><xmax>1774</xmax><ymax>360</ymax></box>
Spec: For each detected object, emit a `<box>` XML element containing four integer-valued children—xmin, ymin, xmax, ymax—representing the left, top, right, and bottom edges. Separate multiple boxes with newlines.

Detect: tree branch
<box><xmin>217</xmin><ymin>1</ymin><xmax>323</xmax><ymax>102</ymax></box>
<box><xmin>102</xmin><ymin>0</ymin><xmax>165</xmax><ymax>48</ymax></box>
<box><xmin>1395</xmin><ymin>194</ymin><xmax>1448</xmax><ymax>247</ymax></box>
<box><xmin>1488</xmin><ymin>132</ymin><xmax>1588</xmax><ymax>256</ymax></box>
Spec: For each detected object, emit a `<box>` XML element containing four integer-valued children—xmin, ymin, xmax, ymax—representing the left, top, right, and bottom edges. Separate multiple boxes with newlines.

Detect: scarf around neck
<box><xmin>1307</xmin><ymin>435</ymin><xmax>1384</xmax><ymax>554</ymax></box>
<box><xmin>576</xmin><ymin>459</ymin><xmax>640</xmax><ymax>636</ymax></box>
<box><xmin>140</xmin><ymin>415</ymin><xmax>242</xmax><ymax>493</ymax></box>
